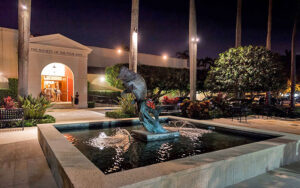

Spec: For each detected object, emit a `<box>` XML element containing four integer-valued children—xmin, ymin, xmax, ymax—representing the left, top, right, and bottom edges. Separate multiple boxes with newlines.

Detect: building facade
<box><xmin>0</xmin><ymin>27</ymin><xmax>187</xmax><ymax>108</ymax></box>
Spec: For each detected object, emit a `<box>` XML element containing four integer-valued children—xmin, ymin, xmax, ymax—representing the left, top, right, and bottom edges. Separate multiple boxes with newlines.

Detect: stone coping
<box><xmin>38</xmin><ymin>116</ymin><xmax>300</xmax><ymax>188</ymax></box>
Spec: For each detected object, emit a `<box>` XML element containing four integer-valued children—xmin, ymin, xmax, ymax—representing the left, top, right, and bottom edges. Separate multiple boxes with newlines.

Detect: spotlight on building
<box><xmin>100</xmin><ymin>76</ymin><xmax>106</xmax><ymax>82</ymax></box>
<box><xmin>21</xmin><ymin>4</ymin><xmax>27</xmax><ymax>10</ymax></box>
<box><xmin>191</xmin><ymin>37</ymin><xmax>200</xmax><ymax>43</ymax></box>
<box><xmin>117</xmin><ymin>48</ymin><xmax>122</xmax><ymax>54</ymax></box>
<box><xmin>132</xmin><ymin>31</ymin><xmax>138</xmax><ymax>45</ymax></box>
<box><xmin>162</xmin><ymin>54</ymin><xmax>168</xmax><ymax>60</ymax></box>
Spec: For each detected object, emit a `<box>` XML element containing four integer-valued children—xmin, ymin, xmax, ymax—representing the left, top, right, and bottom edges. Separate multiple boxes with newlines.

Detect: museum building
<box><xmin>0</xmin><ymin>27</ymin><xmax>187</xmax><ymax>108</ymax></box>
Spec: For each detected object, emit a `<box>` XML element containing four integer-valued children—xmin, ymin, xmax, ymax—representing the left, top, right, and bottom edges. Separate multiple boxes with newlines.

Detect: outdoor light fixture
<box><xmin>21</xmin><ymin>4</ymin><xmax>27</xmax><ymax>10</ymax></box>
<box><xmin>100</xmin><ymin>76</ymin><xmax>106</xmax><ymax>82</ymax></box>
<box><xmin>117</xmin><ymin>49</ymin><xmax>122</xmax><ymax>54</ymax></box>
<box><xmin>132</xmin><ymin>30</ymin><xmax>138</xmax><ymax>45</ymax></box>
<box><xmin>191</xmin><ymin>37</ymin><xmax>199</xmax><ymax>43</ymax></box>
<box><xmin>162</xmin><ymin>54</ymin><xmax>168</xmax><ymax>60</ymax></box>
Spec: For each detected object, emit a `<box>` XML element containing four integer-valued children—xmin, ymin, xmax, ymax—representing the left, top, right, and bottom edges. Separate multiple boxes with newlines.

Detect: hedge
<box><xmin>0</xmin><ymin>78</ymin><xmax>18</xmax><ymax>101</ymax></box>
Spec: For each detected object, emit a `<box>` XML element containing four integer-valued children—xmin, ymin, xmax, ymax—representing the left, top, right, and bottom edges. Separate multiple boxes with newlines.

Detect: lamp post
<box><xmin>129</xmin><ymin>0</ymin><xmax>139</xmax><ymax>73</ymax></box>
<box><xmin>18</xmin><ymin>0</ymin><xmax>31</xmax><ymax>97</ymax></box>
<box><xmin>189</xmin><ymin>0</ymin><xmax>198</xmax><ymax>101</ymax></box>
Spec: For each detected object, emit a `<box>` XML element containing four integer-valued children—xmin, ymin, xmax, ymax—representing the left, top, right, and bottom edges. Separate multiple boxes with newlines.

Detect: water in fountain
<box><xmin>88</xmin><ymin>128</ymin><xmax>131</xmax><ymax>150</ymax></box>
<box><xmin>164</xmin><ymin>120</ymin><xmax>212</xmax><ymax>141</ymax></box>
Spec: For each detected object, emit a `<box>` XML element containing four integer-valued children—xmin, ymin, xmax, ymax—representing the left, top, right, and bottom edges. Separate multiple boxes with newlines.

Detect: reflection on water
<box><xmin>61</xmin><ymin>122</ymin><xmax>267</xmax><ymax>174</ymax></box>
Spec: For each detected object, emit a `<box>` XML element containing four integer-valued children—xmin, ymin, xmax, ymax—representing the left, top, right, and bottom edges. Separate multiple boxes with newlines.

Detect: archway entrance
<box><xmin>41</xmin><ymin>63</ymin><xmax>74</xmax><ymax>102</ymax></box>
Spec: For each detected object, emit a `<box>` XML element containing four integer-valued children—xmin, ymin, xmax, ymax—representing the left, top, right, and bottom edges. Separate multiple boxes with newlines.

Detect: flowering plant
<box><xmin>162</xmin><ymin>96</ymin><xmax>180</xmax><ymax>105</ymax></box>
<box><xmin>3</xmin><ymin>96</ymin><xmax>17</xmax><ymax>109</ymax></box>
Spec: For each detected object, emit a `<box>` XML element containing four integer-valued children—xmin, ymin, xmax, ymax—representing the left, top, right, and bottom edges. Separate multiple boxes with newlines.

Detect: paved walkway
<box><xmin>0</xmin><ymin>128</ymin><xmax>57</xmax><ymax>188</ymax></box>
<box><xmin>229</xmin><ymin>161</ymin><xmax>300</xmax><ymax>188</ymax></box>
<box><xmin>212</xmin><ymin>116</ymin><xmax>300</xmax><ymax>135</ymax></box>
<box><xmin>46</xmin><ymin>107</ymin><xmax>116</xmax><ymax>123</ymax></box>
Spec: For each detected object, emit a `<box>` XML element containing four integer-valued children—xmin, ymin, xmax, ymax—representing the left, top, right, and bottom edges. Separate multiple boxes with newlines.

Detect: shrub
<box><xmin>2</xmin><ymin>96</ymin><xmax>17</xmax><ymax>109</ymax></box>
<box><xmin>105</xmin><ymin>93</ymin><xmax>137</xmax><ymax>119</ymax></box>
<box><xmin>88</xmin><ymin>101</ymin><xmax>95</xmax><ymax>108</ymax></box>
<box><xmin>105</xmin><ymin>111</ymin><xmax>134</xmax><ymax>119</ymax></box>
<box><xmin>16</xmin><ymin>115</ymin><xmax>56</xmax><ymax>127</ymax></box>
<box><xmin>18</xmin><ymin>95</ymin><xmax>52</xmax><ymax>120</ymax></box>
<box><xmin>161</xmin><ymin>96</ymin><xmax>180</xmax><ymax>105</ymax></box>
<box><xmin>205</xmin><ymin>46</ymin><xmax>286</xmax><ymax>94</ymax></box>
<box><xmin>0</xmin><ymin>78</ymin><xmax>18</xmax><ymax>102</ymax></box>
<box><xmin>118</xmin><ymin>94</ymin><xmax>136</xmax><ymax>116</ymax></box>
<box><xmin>180</xmin><ymin>100</ymin><xmax>211</xmax><ymax>119</ymax></box>
<box><xmin>8</xmin><ymin>78</ymin><xmax>18</xmax><ymax>99</ymax></box>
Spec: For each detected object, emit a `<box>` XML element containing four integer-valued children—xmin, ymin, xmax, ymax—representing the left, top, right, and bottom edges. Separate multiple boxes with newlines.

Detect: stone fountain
<box><xmin>117</xmin><ymin>66</ymin><xmax>180</xmax><ymax>142</ymax></box>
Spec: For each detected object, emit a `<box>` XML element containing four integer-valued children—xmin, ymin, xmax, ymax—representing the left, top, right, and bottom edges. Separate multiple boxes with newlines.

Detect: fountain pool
<box><xmin>38</xmin><ymin>117</ymin><xmax>300</xmax><ymax>188</ymax></box>
<box><xmin>60</xmin><ymin>122</ymin><xmax>273</xmax><ymax>174</ymax></box>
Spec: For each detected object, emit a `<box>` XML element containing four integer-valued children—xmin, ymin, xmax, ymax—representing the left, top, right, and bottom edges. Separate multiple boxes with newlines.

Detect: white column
<box><xmin>18</xmin><ymin>0</ymin><xmax>31</xmax><ymax>96</ymax></box>
<box><xmin>129</xmin><ymin>0</ymin><xmax>139</xmax><ymax>73</ymax></box>
<box><xmin>189</xmin><ymin>0</ymin><xmax>197</xmax><ymax>101</ymax></box>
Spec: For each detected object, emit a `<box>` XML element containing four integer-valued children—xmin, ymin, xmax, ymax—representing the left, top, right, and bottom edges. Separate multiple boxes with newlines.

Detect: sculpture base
<box><xmin>131</xmin><ymin>130</ymin><xmax>180</xmax><ymax>142</ymax></box>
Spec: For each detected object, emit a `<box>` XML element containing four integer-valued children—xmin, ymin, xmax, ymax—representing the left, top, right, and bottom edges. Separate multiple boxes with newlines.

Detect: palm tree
<box><xmin>266</xmin><ymin>0</ymin><xmax>272</xmax><ymax>105</ymax></box>
<box><xmin>266</xmin><ymin>0</ymin><xmax>272</xmax><ymax>50</ymax></box>
<box><xmin>129</xmin><ymin>0</ymin><xmax>139</xmax><ymax>73</ymax></box>
<box><xmin>189</xmin><ymin>0</ymin><xmax>197</xmax><ymax>101</ymax></box>
<box><xmin>290</xmin><ymin>2</ymin><xmax>299</xmax><ymax>110</ymax></box>
<box><xmin>235</xmin><ymin>0</ymin><xmax>242</xmax><ymax>47</ymax></box>
<box><xmin>18</xmin><ymin>0</ymin><xmax>31</xmax><ymax>97</ymax></box>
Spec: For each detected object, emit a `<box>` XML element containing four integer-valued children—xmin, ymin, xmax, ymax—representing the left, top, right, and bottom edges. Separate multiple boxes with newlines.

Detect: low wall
<box><xmin>38</xmin><ymin>117</ymin><xmax>300</xmax><ymax>188</ymax></box>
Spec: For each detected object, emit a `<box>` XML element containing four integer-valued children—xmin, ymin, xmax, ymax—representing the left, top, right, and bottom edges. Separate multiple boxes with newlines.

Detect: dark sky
<box><xmin>0</xmin><ymin>0</ymin><xmax>299</xmax><ymax>58</ymax></box>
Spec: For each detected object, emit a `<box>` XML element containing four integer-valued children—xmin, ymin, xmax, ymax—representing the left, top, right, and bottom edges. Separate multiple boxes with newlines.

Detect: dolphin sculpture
<box><xmin>117</xmin><ymin>66</ymin><xmax>167</xmax><ymax>134</ymax></box>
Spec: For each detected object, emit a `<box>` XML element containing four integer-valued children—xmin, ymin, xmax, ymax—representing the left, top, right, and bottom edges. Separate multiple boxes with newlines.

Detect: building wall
<box><xmin>28</xmin><ymin>43</ymin><xmax>89</xmax><ymax>108</ymax></box>
<box><xmin>0</xmin><ymin>27</ymin><xmax>18</xmax><ymax>88</ymax></box>
<box><xmin>88</xmin><ymin>46</ymin><xmax>188</xmax><ymax>69</ymax></box>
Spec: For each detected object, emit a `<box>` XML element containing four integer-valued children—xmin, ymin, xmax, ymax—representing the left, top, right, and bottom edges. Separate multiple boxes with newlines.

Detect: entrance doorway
<box><xmin>41</xmin><ymin>63</ymin><xmax>74</xmax><ymax>102</ymax></box>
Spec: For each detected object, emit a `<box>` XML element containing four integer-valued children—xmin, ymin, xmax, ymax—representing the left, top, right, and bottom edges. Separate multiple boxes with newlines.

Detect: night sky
<box><xmin>0</xmin><ymin>0</ymin><xmax>299</xmax><ymax>58</ymax></box>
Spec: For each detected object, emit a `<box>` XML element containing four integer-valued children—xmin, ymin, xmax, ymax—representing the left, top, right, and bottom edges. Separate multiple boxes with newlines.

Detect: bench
<box><xmin>0</xmin><ymin>109</ymin><xmax>24</xmax><ymax>130</ymax></box>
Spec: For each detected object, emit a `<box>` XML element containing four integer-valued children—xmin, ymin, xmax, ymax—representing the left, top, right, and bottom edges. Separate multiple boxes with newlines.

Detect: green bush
<box><xmin>0</xmin><ymin>78</ymin><xmax>18</xmax><ymax>102</ymax></box>
<box><xmin>88</xmin><ymin>90</ymin><xmax>121</xmax><ymax>104</ymax></box>
<box><xmin>0</xmin><ymin>89</ymin><xmax>11</xmax><ymax>105</ymax></box>
<box><xmin>105</xmin><ymin>94</ymin><xmax>137</xmax><ymax>119</ymax></box>
<box><xmin>105</xmin><ymin>111</ymin><xmax>134</xmax><ymax>119</ymax></box>
<box><xmin>118</xmin><ymin>94</ymin><xmax>136</xmax><ymax>116</ymax></box>
<box><xmin>15</xmin><ymin>115</ymin><xmax>56</xmax><ymax>127</ymax></box>
<box><xmin>18</xmin><ymin>95</ymin><xmax>52</xmax><ymax>120</ymax></box>
<box><xmin>88</xmin><ymin>101</ymin><xmax>95</xmax><ymax>108</ymax></box>
<box><xmin>8</xmin><ymin>78</ymin><xmax>18</xmax><ymax>99</ymax></box>
<box><xmin>205</xmin><ymin>46</ymin><xmax>286</xmax><ymax>94</ymax></box>
<box><xmin>180</xmin><ymin>100</ymin><xmax>211</xmax><ymax>119</ymax></box>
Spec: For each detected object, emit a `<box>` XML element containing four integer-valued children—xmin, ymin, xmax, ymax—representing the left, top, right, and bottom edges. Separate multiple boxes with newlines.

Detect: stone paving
<box><xmin>0</xmin><ymin>128</ymin><xmax>57</xmax><ymax>188</ymax></box>
<box><xmin>0</xmin><ymin>109</ymin><xmax>300</xmax><ymax>188</ymax></box>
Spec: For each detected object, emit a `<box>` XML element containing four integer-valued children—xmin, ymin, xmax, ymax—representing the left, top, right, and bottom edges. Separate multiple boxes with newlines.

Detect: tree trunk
<box><xmin>129</xmin><ymin>0</ymin><xmax>139</xmax><ymax>73</ymax></box>
<box><xmin>189</xmin><ymin>0</ymin><xmax>197</xmax><ymax>101</ymax></box>
<box><xmin>290</xmin><ymin>14</ymin><xmax>297</xmax><ymax>110</ymax></box>
<box><xmin>266</xmin><ymin>0</ymin><xmax>273</xmax><ymax>105</ymax></box>
<box><xmin>18</xmin><ymin>0</ymin><xmax>31</xmax><ymax>97</ymax></box>
<box><xmin>266</xmin><ymin>0</ymin><xmax>272</xmax><ymax>50</ymax></box>
<box><xmin>235</xmin><ymin>0</ymin><xmax>242</xmax><ymax>48</ymax></box>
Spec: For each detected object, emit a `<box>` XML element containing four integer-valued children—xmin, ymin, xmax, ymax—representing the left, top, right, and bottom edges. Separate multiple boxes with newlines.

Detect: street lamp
<box><xmin>117</xmin><ymin>48</ymin><xmax>122</xmax><ymax>54</ymax></box>
<box><xmin>21</xmin><ymin>4</ymin><xmax>27</xmax><ymax>10</ymax></box>
<box><xmin>191</xmin><ymin>37</ymin><xmax>199</xmax><ymax>43</ymax></box>
<box><xmin>162</xmin><ymin>54</ymin><xmax>168</xmax><ymax>60</ymax></box>
<box><xmin>100</xmin><ymin>76</ymin><xmax>105</xmax><ymax>82</ymax></box>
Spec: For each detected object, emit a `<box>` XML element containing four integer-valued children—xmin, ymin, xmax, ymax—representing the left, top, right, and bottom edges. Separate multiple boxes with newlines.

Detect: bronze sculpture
<box><xmin>118</xmin><ymin>66</ymin><xmax>167</xmax><ymax>134</ymax></box>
